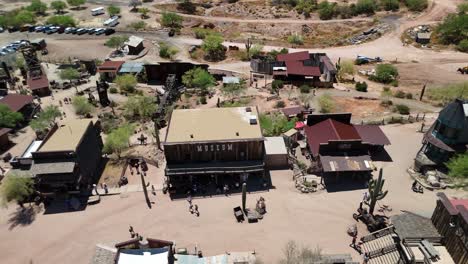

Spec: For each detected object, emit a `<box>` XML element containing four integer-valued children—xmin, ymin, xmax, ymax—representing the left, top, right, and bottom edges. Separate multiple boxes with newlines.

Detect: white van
<box><xmin>103</xmin><ymin>16</ymin><xmax>119</xmax><ymax>27</ymax></box>
<box><xmin>91</xmin><ymin>7</ymin><xmax>105</xmax><ymax>16</ymax></box>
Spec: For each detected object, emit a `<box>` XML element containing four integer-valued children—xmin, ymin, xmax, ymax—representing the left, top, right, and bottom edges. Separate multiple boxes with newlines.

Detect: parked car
<box><xmin>58</xmin><ymin>26</ymin><xmax>65</xmax><ymax>34</ymax></box>
<box><xmin>65</xmin><ymin>27</ymin><xmax>75</xmax><ymax>34</ymax></box>
<box><xmin>87</xmin><ymin>28</ymin><xmax>96</xmax><ymax>34</ymax></box>
<box><xmin>8</xmin><ymin>26</ymin><xmax>20</xmax><ymax>33</ymax></box>
<box><xmin>28</xmin><ymin>25</ymin><xmax>36</xmax><ymax>32</ymax></box>
<box><xmin>35</xmin><ymin>26</ymin><xmax>45</xmax><ymax>32</ymax></box>
<box><xmin>76</xmin><ymin>28</ymin><xmax>87</xmax><ymax>35</ymax></box>
<box><xmin>104</xmin><ymin>28</ymin><xmax>115</xmax><ymax>35</ymax></box>
<box><xmin>0</xmin><ymin>27</ymin><xmax>4</xmax><ymax>33</ymax></box>
<box><xmin>20</xmin><ymin>25</ymin><xmax>30</xmax><ymax>32</ymax></box>
<box><xmin>95</xmin><ymin>28</ymin><xmax>106</xmax><ymax>35</ymax></box>
<box><xmin>45</xmin><ymin>26</ymin><xmax>59</xmax><ymax>34</ymax></box>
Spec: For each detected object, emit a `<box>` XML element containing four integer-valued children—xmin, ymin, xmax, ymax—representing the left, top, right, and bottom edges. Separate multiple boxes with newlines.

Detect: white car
<box><xmin>65</xmin><ymin>27</ymin><xmax>75</xmax><ymax>34</ymax></box>
<box><xmin>95</xmin><ymin>28</ymin><xmax>106</xmax><ymax>35</ymax></box>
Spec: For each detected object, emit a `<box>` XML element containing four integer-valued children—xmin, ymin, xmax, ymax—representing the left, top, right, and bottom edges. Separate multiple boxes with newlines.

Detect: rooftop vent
<box><xmin>249</xmin><ymin>115</ymin><xmax>257</xmax><ymax>125</ymax></box>
<box><xmin>246</xmin><ymin>107</ymin><xmax>252</xmax><ymax>112</ymax></box>
<box><xmin>236</xmin><ymin>132</ymin><xmax>239</xmax><ymax>136</ymax></box>
<box><xmin>190</xmin><ymin>134</ymin><xmax>194</xmax><ymax>138</ymax></box>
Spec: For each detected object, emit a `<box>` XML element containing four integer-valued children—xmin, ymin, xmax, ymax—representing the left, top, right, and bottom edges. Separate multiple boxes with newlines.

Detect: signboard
<box><xmin>197</xmin><ymin>144</ymin><xmax>233</xmax><ymax>152</ymax></box>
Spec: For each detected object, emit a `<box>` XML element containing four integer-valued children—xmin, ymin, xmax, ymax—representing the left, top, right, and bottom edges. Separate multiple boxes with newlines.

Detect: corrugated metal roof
<box><xmin>31</xmin><ymin>161</ymin><xmax>76</xmax><ymax>175</ymax></box>
<box><xmin>98</xmin><ymin>61</ymin><xmax>125</xmax><ymax>73</ymax></box>
<box><xmin>354</xmin><ymin>125</ymin><xmax>391</xmax><ymax>146</ymax></box>
<box><xmin>0</xmin><ymin>94</ymin><xmax>34</xmax><ymax>112</ymax></box>
<box><xmin>222</xmin><ymin>77</ymin><xmax>240</xmax><ymax>84</ymax></box>
<box><xmin>119</xmin><ymin>62</ymin><xmax>144</xmax><ymax>73</ymax></box>
<box><xmin>281</xmin><ymin>106</ymin><xmax>305</xmax><ymax>117</ymax></box>
<box><xmin>320</xmin><ymin>155</ymin><xmax>372</xmax><ymax>172</ymax></box>
<box><xmin>277</xmin><ymin>51</ymin><xmax>309</xmax><ymax>62</ymax></box>
<box><xmin>125</xmin><ymin>36</ymin><xmax>144</xmax><ymax>47</ymax></box>
<box><xmin>285</xmin><ymin>61</ymin><xmax>321</xmax><ymax>77</ymax></box>
<box><xmin>264</xmin><ymin>137</ymin><xmax>288</xmax><ymax>155</ymax></box>
<box><xmin>27</xmin><ymin>73</ymin><xmax>49</xmax><ymax>90</ymax></box>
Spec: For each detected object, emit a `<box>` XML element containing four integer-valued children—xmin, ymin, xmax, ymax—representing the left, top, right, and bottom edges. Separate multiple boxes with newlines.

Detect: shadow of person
<box><xmin>8</xmin><ymin>206</ymin><xmax>41</xmax><ymax>230</ymax></box>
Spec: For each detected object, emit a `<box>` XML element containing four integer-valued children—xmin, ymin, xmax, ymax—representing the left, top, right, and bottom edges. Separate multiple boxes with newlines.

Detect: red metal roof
<box><xmin>27</xmin><ymin>74</ymin><xmax>49</xmax><ymax>91</ymax></box>
<box><xmin>98</xmin><ymin>61</ymin><xmax>125</xmax><ymax>73</ymax></box>
<box><xmin>0</xmin><ymin>128</ymin><xmax>12</xmax><ymax>137</ymax></box>
<box><xmin>450</xmin><ymin>199</ymin><xmax>468</xmax><ymax>211</ymax></box>
<box><xmin>285</xmin><ymin>61</ymin><xmax>321</xmax><ymax>77</ymax></box>
<box><xmin>304</xmin><ymin>119</ymin><xmax>361</xmax><ymax>156</ymax></box>
<box><xmin>0</xmin><ymin>94</ymin><xmax>34</xmax><ymax>112</ymax></box>
<box><xmin>281</xmin><ymin>106</ymin><xmax>305</xmax><ymax>117</ymax></box>
<box><xmin>277</xmin><ymin>51</ymin><xmax>309</xmax><ymax>62</ymax></box>
<box><xmin>354</xmin><ymin>125</ymin><xmax>391</xmax><ymax>146</ymax></box>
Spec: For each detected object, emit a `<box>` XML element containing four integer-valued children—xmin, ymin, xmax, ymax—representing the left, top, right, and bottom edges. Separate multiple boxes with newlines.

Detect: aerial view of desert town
<box><xmin>0</xmin><ymin>0</ymin><xmax>467</xmax><ymax>263</ymax></box>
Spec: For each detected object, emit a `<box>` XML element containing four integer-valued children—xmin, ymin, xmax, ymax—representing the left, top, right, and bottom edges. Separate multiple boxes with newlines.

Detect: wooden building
<box><xmin>144</xmin><ymin>62</ymin><xmax>208</xmax><ymax>85</ymax></box>
<box><xmin>98</xmin><ymin>61</ymin><xmax>125</xmax><ymax>82</ymax></box>
<box><xmin>124</xmin><ymin>36</ymin><xmax>144</xmax><ymax>55</ymax></box>
<box><xmin>0</xmin><ymin>128</ymin><xmax>11</xmax><ymax>150</ymax></box>
<box><xmin>0</xmin><ymin>94</ymin><xmax>39</xmax><ymax>122</ymax></box>
<box><xmin>431</xmin><ymin>192</ymin><xmax>468</xmax><ymax>264</ymax></box>
<box><xmin>163</xmin><ymin>107</ymin><xmax>265</xmax><ymax>193</ymax></box>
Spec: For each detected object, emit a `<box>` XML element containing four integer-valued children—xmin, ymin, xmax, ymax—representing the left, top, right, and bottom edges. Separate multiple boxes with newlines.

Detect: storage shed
<box><xmin>264</xmin><ymin>137</ymin><xmax>288</xmax><ymax>169</ymax></box>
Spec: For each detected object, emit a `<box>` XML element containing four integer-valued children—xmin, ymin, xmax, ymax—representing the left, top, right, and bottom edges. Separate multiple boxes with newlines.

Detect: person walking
<box><xmin>194</xmin><ymin>204</ymin><xmax>199</xmax><ymax>217</ymax></box>
<box><xmin>103</xmin><ymin>183</ymin><xmax>108</xmax><ymax>194</ymax></box>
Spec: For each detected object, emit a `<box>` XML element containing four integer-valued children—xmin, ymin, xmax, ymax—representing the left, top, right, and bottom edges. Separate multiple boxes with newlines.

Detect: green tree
<box><xmin>59</xmin><ymin>68</ymin><xmax>80</xmax><ymax>92</ymax></box>
<box><xmin>394</xmin><ymin>104</ymin><xmax>410</xmax><ymax>114</ymax></box>
<box><xmin>129</xmin><ymin>21</ymin><xmax>146</xmax><ymax>30</ymax></box>
<box><xmin>46</xmin><ymin>15</ymin><xmax>76</xmax><ymax>26</ymax></box>
<box><xmin>380</xmin><ymin>0</ymin><xmax>399</xmax><ymax>11</ymax></box>
<box><xmin>182</xmin><ymin>67</ymin><xmax>216</xmax><ymax>93</ymax></box>
<box><xmin>115</xmin><ymin>74</ymin><xmax>138</xmax><ymax>93</ymax></box>
<box><xmin>318</xmin><ymin>93</ymin><xmax>335</xmax><ymax>113</ymax></box>
<box><xmin>105</xmin><ymin>36</ymin><xmax>129</xmax><ymax>50</ymax></box>
<box><xmin>50</xmin><ymin>1</ymin><xmax>67</xmax><ymax>14</ymax></box>
<box><xmin>103</xmin><ymin>124</ymin><xmax>134</xmax><ymax>158</ymax></box>
<box><xmin>371</xmin><ymin>64</ymin><xmax>399</xmax><ymax>84</ymax></box>
<box><xmin>30</xmin><ymin>105</ymin><xmax>62</xmax><ymax>133</ymax></box>
<box><xmin>14</xmin><ymin>10</ymin><xmax>36</xmax><ymax>26</ymax></box>
<box><xmin>129</xmin><ymin>0</ymin><xmax>142</xmax><ymax>11</ymax></box>
<box><xmin>160</xmin><ymin>12</ymin><xmax>183</xmax><ymax>29</ymax></box>
<box><xmin>0</xmin><ymin>173</ymin><xmax>34</xmax><ymax>207</ymax></box>
<box><xmin>458</xmin><ymin>3</ymin><xmax>468</xmax><ymax>14</ymax></box>
<box><xmin>201</xmin><ymin>34</ymin><xmax>226</xmax><ymax>61</ymax></box>
<box><xmin>107</xmin><ymin>5</ymin><xmax>121</xmax><ymax>16</ymax></box>
<box><xmin>458</xmin><ymin>39</ymin><xmax>468</xmax><ymax>53</ymax></box>
<box><xmin>139</xmin><ymin>7</ymin><xmax>150</xmax><ymax>18</ymax></box>
<box><xmin>27</xmin><ymin>0</ymin><xmax>48</xmax><ymax>15</ymax></box>
<box><xmin>287</xmin><ymin>33</ymin><xmax>304</xmax><ymax>45</ymax></box>
<box><xmin>72</xmin><ymin>96</ymin><xmax>94</xmax><ymax>116</ymax></box>
<box><xmin>436</xmin><ymin>13</ymin><xmax>468</xmax><ymax>45</ymax></box>
<box><xmin>260</xmin><ymin>113</ymin><xmax>297</xmax><ymax>136</ymax></box>
<box><xmin>272</xmin><ymin>79</ymin><xmax>284</xmax><ymax>94</ymax></box>
<box><xmin>0</xmin><ymin>105</ymin><xmax>23</xmax><ymax>128</ymax></box>
<box><xmin>123</xmin><ymin>95</ymin><xmax>157</xmax><ymax>121</ymax></box>
<box><xmin>338</xmin><ymin>59</ymin><xmax>355</xmax><ymax>80</ymax></box>
<box><xmin>405</xmin><ymin>0</ymin><xmax>428</xmax><ymax>11</ymax></box>
<box><xmin>221</xmin><ymin>81</ymin><xmax>247</xmax><ymax>102</ymax></box>
<box><xmin>66</xmin><ymin>0</ymin><xmax>86</xmax><ymax>9</ymax></box>
<box><xmin>318</xmin><ymin>1</ymin><xmax>336</xmax><ymax>20</ymax></box>
<box><xmin>158</xmin><ymin>42</ymin><xmax>179</xmax><ymax>59</ymax></box>
<box><xmin>355</xmin><ymin>0</ymin><xmax>376</xmax><ymax>14</ymax></box>
<box><xmin>446</xmin><ymin>154</ymin><xmax>468</xmax><ymax>179</ymax></box>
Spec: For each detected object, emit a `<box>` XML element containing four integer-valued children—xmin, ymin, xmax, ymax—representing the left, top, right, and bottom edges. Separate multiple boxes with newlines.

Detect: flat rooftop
<box><xmin>165</xmin><ymin>107</ymin><xmax>263</xmax><ymax>143</ymax></box>
<box><xmin>38</xmin><ymin>119</ymin><xmax>91</xmax><ymax>152</ymax></box>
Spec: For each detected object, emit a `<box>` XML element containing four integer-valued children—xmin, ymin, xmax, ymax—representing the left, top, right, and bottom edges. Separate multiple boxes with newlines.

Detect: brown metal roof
<box><xmin>304</xmin><ymin>119</ymin><xmax>361</xmax><ymax>156</ymax></box>
<box><xmin>0</xmin><ymin>128</ymin><xmax>11</xmax><ymax>137</ymax></box>
<box><xmin>354</xmin><ymin>125</ymin><xmax>391</xmax><ymax>146</ymax></box>
<box><xmin>281</xmin><ymin>106</ymin><xmax>305</xmax><ymax>117</ymax></box>
<box><xmin>97</xmin><ymin>61</ymin><xmax>125</xmax><ymax>73</ymax></box>
<box><xmin>27</xmin><ymin>73</ymin><xmax>49</xmax><ymax>91</ymax></box>
<box><xmin>320</xmin><ymin>155</ymin><xmax>372</xmax><ymax>172</ymax></box>
<box><xmin>285</xmin><ymin>61</ymin><xmax>321</xmax><ymax>77</ymax></box>
<box><xmin>277</xmin><ymin>51</ymin><xmax>309</xmax><ymax>62</ymax></box>
<box><xmin>0</xmin><ymin>94</ymin><xmax>34</xmax><ymax>112</ymax></box>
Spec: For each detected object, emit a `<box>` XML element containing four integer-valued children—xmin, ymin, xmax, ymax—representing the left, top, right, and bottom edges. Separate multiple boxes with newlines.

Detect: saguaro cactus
<box><xmin>368</xmin><ymin>168</ymin><xmax>388</xmax><ymax>215</ymax></box>
<box><xmin>242</xmin><ymin>183</ymin><xmax>247</xmax><ymax>212</ymax></box>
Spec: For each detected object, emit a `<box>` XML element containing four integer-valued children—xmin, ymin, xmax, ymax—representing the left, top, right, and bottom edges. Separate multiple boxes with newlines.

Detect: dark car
<box><xmin>104</xmin><ymin>28</ymin><xmax>115</xmax><ymax>35</ymax></box>
<box><xmin>28</xmin><ymin>25</ymin><xmax>36</xmax><ymax>32</ymax></box>
<box><xmin>58</xmin><ymin>26</ymin><xmax>65</xmax><ymax>34</ymax></box>
<box><xmin>87</xmin><ymin>28</ymin><xmax>96</xmax><ymax>35</ymax></box>
<box><xmin>20</xmin><ymin>25</ymin><xmax>30</xmax><ymax>32</ymax></box>
<box><xmin>7</xmin><ymin>26</ymin><xmax>20</xmax><ymax>33</ymax></box>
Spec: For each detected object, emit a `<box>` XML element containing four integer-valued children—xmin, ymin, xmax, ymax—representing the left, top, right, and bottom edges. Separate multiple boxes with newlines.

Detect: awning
<box><xmin>354</xmin><ymin>125</ymin><xmax>391</xmax><ymax>146</ymax></box>
<box><xmin>118</xmin><ymin>248</ymin><xmax>168</xmax><ymax>264</ymax></box>
<box><xmin>283</xmin><ymin>128</ymin><xmax>298</xmax><ymax>137</ymax></box>
<box><xmin>424</xmin><ymin>133</ymin><xmax>455</xmax><ymax>152</ymax></box>
<box><xmin>320</xmin><ymin>155</ymin><xmax>372</xmax><ymax>173</ymax></box>
<box><xmin>31</xmin><ymin>161</ymin><xmax>76</xmax><ymax>175</ymax></box>
<box><xmin>165</xmin><ymin>161</ymin><xmax>264</xmax><ymax>175</ymax></box>
<box><xmin>295</xmin><ymin>121</ymin><xmax>305</xmax><ymax>129</ymax></box>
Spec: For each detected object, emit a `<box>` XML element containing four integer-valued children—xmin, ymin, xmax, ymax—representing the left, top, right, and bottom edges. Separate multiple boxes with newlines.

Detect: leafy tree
<box><xmin>259</xmin><ymin>113</ymin><xmax>297</xmax><ymax>136</ymax></box>
<box><xmin>66</xmin><ymin>0</ymin><xmax>86</xmax><ymax>9</ymax></box>
<box><xmin>318</xmin><ymin>93</ymin><xmax>335</xmax><ymax>113</ymax></box>
<box><xmin>30</xmin><ymin>105</ymin><xmax>62</xmax><ymax>133</ymax></box>
<box><xmin>103</xmin><ymin>124</ymin><xmax>134</xmax><ymax>158</ymax></box>
<box><xmin>272</xmin><ymin>80</ymin><xmax>284</xmax><ymax>94</ymax></box>
<box><xmin>338</xmin><ymin>60</ymin><xmax>355</xmax><ymax>80</ymax></box>
<box><xmin>182</xmin><ymin>67</ymin><xmax>216</xmax><ymax>93</ymax></box>
<box><xmin>50</xmin><ymin>1</ymin><xmax>67</xmax><ymax>14</ymax></box>
<box><xmin>355</xmin><ymin>0</ymin><xmax>376</xmax><ymax>14</ymax></box>
<box><xmin>139</xmin><ymin>7</ymin><xmax>150</xmax><ymax>18</ymax></box>
<box><xmin>72</xmin><ymin>96</ymin><xmax>94</xmax><ymax>116</ymax></box>
<box><xmin>159</xmin><ymin>42</ymin><xmax>179</xmax><ymax>59</ymax></box>
<box><xmin>201</xmin><ymin>34</ymin><xmax>226</xmax><ymax>61</ymax></box>
<box><xmin>355</xmin><ymin>81</ymin><xmax>368</xmax><ymax>92</ymax></box>
<box><xmin>193</xmin><ymin>28</ymin><xmax>218</xmax><ymax>39</ymax></box>
<box><xmin>107</xmin><ymin>5</ymin><xmax>121</xmax><ymax>16</ymax></box>
<box><xmin>458</xmin><ymin>39</ymin><xmax>468</xmax><ymax>53</ymax></box>
<box><xmin>248</xmin><ymin>44</ymin><xmax>263</xmax><ymax>58</ymax></box>
<box><xmin>0</xmin><ymin>105</ymin><xmax>23</xmax><ymax>128</ymax></box>
<box><xmin>296</xmin><ymin>0</ymin><xmax>316</xmax><ymax>16</ymax></box>
<box><xmin>27</xmin><ymin>0</ymin><xmax>48</xmax><ymax>15</ymax></box>
<box><xmin>371</xmin><ymin>64</ymin><xmax>399</xmax><ymax>84</ymax></box>
<box><xmin>46</xmin><ymin>15</ymin><xmax>76</xmax><ymax>26</ymax></box>
<box><xmin>115</xmin><ymin>74</ymin><xmax>138</xmax><ymax>93</ymax></box>
<box><xmin>14</xmin><ymin>10</ymin><xmax>36</xmax><ymax>26</ymax></box>
<box><xmin>177</xmin><ymin>0</ymin><xmax>197</xmax><ymax>14</ymax></box>
<box><xmin>221</xmin><ymin>81</ymin><xmax>247</xmax><ymax>102</ymax></box>
<box><xmin>160</xmin><ymin>12</ymin><xmax>183</xmax><ymax>29</ymax></box>
<box><xmin>446</xmin><ymin>154</ymin><xmax>468</xmax><ymax>179</ymax></box>
<box><xmin>105</xmin><ymin>36</ymin><xmax>129</xmax><ymax>50</ymax></box>
<box><xmin>404</xmin><ymin>0</ymin><xmax>428</xmax><ymax>11</ymax></box>
<box><xmin>129</xmin><ymin>0</ymin><xmax>142</xmax><ymax>11</ymax></box>
<box><xmin>436</xmin><ymin>13</ymin><xmax>468</xmax><ymax>45</ymax></box>
<box><xmin>458</xmin><ymin>3</ymin><xmax>468</xmax><ymax>14</ymax></box>
<box><xmin>59</xmin><ymin>68</ymin><xmax>80</xmax><ymax>83</ymax></box>
<box><xmin>287</xmin><ymin>33</ymin><xmax>304</xmax><ymax>45</ymax></box>
<box><xmin>123</xmin><ymin>95</ymin><xmax>157</xmax><ymax>121</ymax></box>
<box><xmin>129</xmin><ymin>21</ymin><xmax>146</xmax><ymax>30</ymax></box>
<box><xmin>380</xmin><ymin>0</ymin><xmax>399</xmax><ymax>11</ymax></box>
<box><xmin>0</xmin><ymin>173</ymin><xmax>34</xmax><ymax>207</ymax></box>
<box><xmin>318</xmin><ymin>1</ymin><xmax>336</xmax><ymax>20</ymax></box>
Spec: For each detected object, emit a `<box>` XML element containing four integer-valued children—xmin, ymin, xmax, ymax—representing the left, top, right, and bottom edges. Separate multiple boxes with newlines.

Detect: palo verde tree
<box><xmin>66</xmin><ymin>0</ymin><xmax>86</xmax><ymax>9</ymax></box>
<box><xmin>160</xmin><ymin>12</ymin><xmax>183</xmax><ymax>30</ymax></box>
<box><xmin>103</xmin><ymin>123</ymin><xmax>134</xmax><ymax>159</ymax></box>
<box><xmin>30</xmin><ymin>105</ymin><xmax>62</xmax><ymax>134</ymax></box>
<box><xmin>27</xmin><ymin>0</ymin><xmax>48</xmax><ymax>15</ymax></box>
<box><xmin>446</xmin><ymin>154</ymin><xmax>468</xmax><ymax>179</ymax></box>
<box><xmin>366</xmin><ymin>168</ymin><xmax>388</xmax><ymax>215</ymax></box>
<box><xmin>123</xmin><ymin>95</ymin><xmax>157</xmax><ymax>122</ymax></box>
<box><xmin>72</xmin><ymin>96</ymin><xmax>94</xmax><ymax>116</ymax></box>
<box><xmin>201</xmin><ymin>34</ymin><xmax>226</xmax><ymax>61</ymax></box>
<box><xmin>105</xmin><ymin>36</ymin><xmax>129</xmax><ymax>50</ymax></box>
<box><xmin>0</xmin><ymin>173</ymin><xmax>34</xmax><ymax>208</ymax></box>
<box><xmin>115</xmin><ymin>74</ymin><xmax>138</xmax><ymax>93</ymax></box>
<box><xmin>0</xmin><ymin>104</ymin><xmax>23</xmax><ymax>128</ymax></box>
<box><xmin>182</xmin><ymin>67</ymin><xmax>216</xmax><ymax>94</ymax></box>
<box><xmin>107</xmin><ymin>5</ymin><xmax>121</xmax><ymax>16</ymax></box>
<box><xmin>50</xmin><ymin>1</ymin><xmax>68</xmax><ymax>14</ymax></box>
<box><xmin>59</xmin><ymin>68</ymin><xmax>80</xmax><ymax>92</ymax></box>
<box><xmin>221</xmin><ymin>80</ymin><xmax>247</xmax><ymax>103</ymax></box>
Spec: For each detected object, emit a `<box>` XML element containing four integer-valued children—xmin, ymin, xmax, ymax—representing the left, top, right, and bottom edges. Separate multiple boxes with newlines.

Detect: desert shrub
<box><xmin>318</xmin><ymin>1</ymin><xmax>336</xmax><ymax>20</ymax></box>
<box><xmin>200</xmin><ymin>96</ymin><xmax>207</xmax><ymax>104</ymax></box>
<box><xmin>380</xmin><ymin>99</ymin><xmax>393</xmax><ymax>107</ymax></box>
<box><xmin>272</xmin><ymin>80</ymin><xmax>284</xmax><ymax>93</ymax></box>
<box><xmin>405</xmin><ymin>93</ymin><xmax>413</xmax><ymax>99</ymax></box>
<box><xmin>390</xmin><ymin>80</ymin><xmax>399</xmax><ymax>87</ymax></box>
<box><xmin>129</xmin><ymin>21</ymin><xmax>146</xmax><ymax>31</ymax></box>
<box><xmin>115</xmin><ymin>74</ymin><xmax>138</xmax><ymax>93</ymax></box>
<box><xmin>393</xmin><ymin>90</ymin><xmax>405</xmax><ymax>98</ymax></box>
<box><xmin>275</xmin><ymin>100</ymin><xmax>286</xmax><ymax>108</ymax></box>
<box><xmin>335</xmin><ymin>4</ymin><xmax>354</xmax><ymax>18</ymax></box>
<box><xmin>380</xmin><ymin>0</ymin><xmax>399</xmax><ymax>11</ymax></box>
<box><xmin>446</xmin><ymin>154</ymin><xmax>468</xmax><ymax>179</ymax></box>
<box><xmin>107</xmin><ymin>5</ymin><xmax>121</xmax><ymax>16</ymax></box>
<box><xmin>355</xmin><ymin>81</ymin><xmax>368</xmax><ymax>92</ymax></box>
<box><xmin>299</xmin><ymin>84</ymin><xmax>311</xmax><ymax>93</ymax></box>
<box><xmin>259</xmin><ymin>113</ymin><xmax>297</xmax><ymax>136</ymax></box>
<box><xmin>318</xmin><ymin>93</ymin><xmax>335</xmax><ymax>113</ymax></box>
<box><xmin>109</xmin><ymin>87</ymin><xmax>118</xmax><ymax>94</ymax></box>
<box><xmin>193</xmin><ymin>28</ymin><xmax>218</xmax><ymax>39</ymax></box>
<box><xmin>405</xmin><ymin>0</ymin><xmax>428</xmax><ymax>11</ymax></box>
<box><xmin>177</xmin><ymin>0</ymin><xmax>196</xmax><ymax>14</ymax></box>
<box><xmin>182</xmin><ymin>67</ymin><xmax>216</xmax><ymax>93</ymax></box>
<box><xmin>394</xmin><ymin>104</ymin><xmax>410</xmax><ymax>115</ymax></box>
<box><xmin>72</xmin><ymin>96</ymin><xmax>94</xmax><ymax>116</ymax></box>
<box><xmin>338</xmin><ymin>60</ymin><xmax>355</xmax><ymax>79</ymax></box>
<box><xmin>46</xmin><ymin>15</ymin><xmax>76</xmax><ymax>26</ymax></box>
<box><xmin>288</xmin><ymin>33</ymin><xmax>304</xmax><ymax>45</ymax></box>
<box><xmin>160</xmin><ymin>12</ymin><xmax>183</xmax><ymax>29</ymax></box>
<box><xmin>426</xmin><ymin>82</ymin><xmax>468</xmax><ymax>103</ymax></box>
<box><xmin>201</xmin><ymin>34</ymin><xmax>226</xmax><ymax>61</ymax></box>
<box><xmin>458</xmin><ymin>3</ymin><xmax>468</xmax><ymax>14</ymax></box>
<box><xmin>249</xmin><ymin>44</ymin><xmax>264</xmax><ymax>58</ymax></box>
<box><xmin>436</xmin><ymin>13</ymin><xmax>468</xmax><ymax>45</ymax></box>
<box><xmin>355</xmin><ymin>0</ymin><xmax>376</xmax><ymax>14</ymax></box>
<box><xmin>457</xmin><ymin>39</ymin><xmax>468</xmax><ymax>53</ymax></box>
<box><xmin>370</xmin><ymin>64</ymin><xmax>399</xmax><ymax>84</ymax></box>
<box><xmin>159</xmin><ymin>42</ymin><xmax>179</xmax><ymax>59</ymax></box>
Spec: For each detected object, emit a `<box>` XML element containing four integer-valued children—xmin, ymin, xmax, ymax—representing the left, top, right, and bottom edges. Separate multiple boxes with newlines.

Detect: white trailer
<box><xmin>91</xmin><ymin>7</ymin><xmax>105</xmax><ymax>16</ymax></box>
<box><xmin>103</xmin><ymin>16</ymin><xmax>119</xmax><ymax>27</ymax></box>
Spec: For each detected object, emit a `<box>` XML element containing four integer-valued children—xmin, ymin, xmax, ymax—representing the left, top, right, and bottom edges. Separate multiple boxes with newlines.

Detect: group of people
<box><xmin>187</xmin><ymin>195</ymin><xmax>200</xmax><ymax>217</ymax></box>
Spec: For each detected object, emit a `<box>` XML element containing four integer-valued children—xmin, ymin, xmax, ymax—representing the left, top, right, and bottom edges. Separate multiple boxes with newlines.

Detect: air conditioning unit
<box><xmin>249</xmin><ymin>115</ymin><xmax>257</xmax><ymax>125</ymax></box>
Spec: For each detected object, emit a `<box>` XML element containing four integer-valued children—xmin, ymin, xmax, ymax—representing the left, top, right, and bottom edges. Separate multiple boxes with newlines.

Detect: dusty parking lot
<box><xmin>0</xmin><ymin>122</ymin><xmax>465</xmax><ymax>264</ymax></box>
